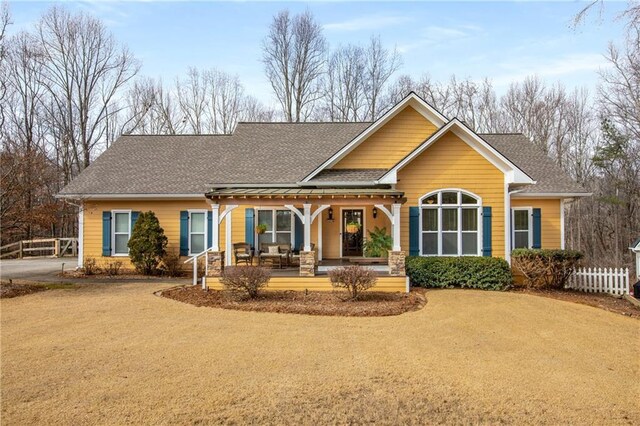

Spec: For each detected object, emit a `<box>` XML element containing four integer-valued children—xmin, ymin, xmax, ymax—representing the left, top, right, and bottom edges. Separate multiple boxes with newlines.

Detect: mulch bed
<box><xmin>512</xmin><ymin>287</ymin><xmax>640</xmax><ymax>318</ymax></box>
<box><xmin>161</xmin><ymin>286</ymin><xmax>426</xmax><ymax>317</ymax></box>
<box><xmin>0</xmin><ymin>280</ymin><xmax>47</xmax><ymax>299</ymax></box>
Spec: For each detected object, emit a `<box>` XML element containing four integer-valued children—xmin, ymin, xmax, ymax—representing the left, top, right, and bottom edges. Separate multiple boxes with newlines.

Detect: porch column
<box><xmin>210</xmin><ymin>203</ymin><xmax>220</xmax><ymax>251</ymax></box>
<box><xmin>303</xmin><ymin>203</ymin><xmax>312</xmax><ymax>251</ymax></box>
<box><xmin>77</xmin><ymin>203</ymin><xmax>84</xmax><ymax>269</ymax></box>
<box><xmin>392</xmin><ymin>203</ymin><xmax>401</xmax><ymax>251</ymax></box>
<box><xmin>225</xmin><ymin>210</ymin><xmax>232</xmax><ymax>265</ymax></box>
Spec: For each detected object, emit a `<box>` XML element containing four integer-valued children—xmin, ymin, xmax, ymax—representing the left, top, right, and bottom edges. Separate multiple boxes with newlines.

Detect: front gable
<box><xmin>333</xmin><ymin>105</ymin><xmax>439</xmax><ymax>169</ymax></box>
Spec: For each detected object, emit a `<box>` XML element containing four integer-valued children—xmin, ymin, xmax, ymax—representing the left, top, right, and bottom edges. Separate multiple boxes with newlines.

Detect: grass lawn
<box><xmin>1</xmin><ymin>283</ymin><xmax>639</xmax><ymax>424</ymax></box>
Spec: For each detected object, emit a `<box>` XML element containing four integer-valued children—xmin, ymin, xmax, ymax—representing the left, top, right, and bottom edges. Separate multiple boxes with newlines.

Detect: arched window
<box><xmin>420</xmin><ymin>189</ymin><xmax>482</xmax><ymax>256</ymax></box>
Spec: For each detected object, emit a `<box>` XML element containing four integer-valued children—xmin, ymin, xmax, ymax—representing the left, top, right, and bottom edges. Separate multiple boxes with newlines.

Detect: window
<box><xmin>420</xmin><ymin>190</ymin><xmax>481</xmax><ymax>256</ymax></box>
<box><xmin>512</xmin><ymin>208</ymin><xmax>532</xmax><ymax>249</ymax></box>
<box><xmin>257</xmin><ymin>209</ymin><xmax>293</xmax><ymax>248</ymax></box>
<box><xmin>112</xmin><ymin>211</ymin><xmax>131</xmax><ymax>256</ymax></box>
<box><xmin>189</xmin><ymin>210</ymin><xmax>207</xmax><ymax>255</ymax></box>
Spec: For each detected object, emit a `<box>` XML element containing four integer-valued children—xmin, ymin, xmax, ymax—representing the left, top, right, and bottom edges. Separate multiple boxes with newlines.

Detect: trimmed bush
<box><xmin>221</xmin><ymin>266</ymin><xmax>271</xmax><ymax>298</ymax></box>
<box><xmin>128</xmin><ymin>211</ymin><xmax>168</xmax><ymax>275</ymax></box>
<box><xmin>329</xmin><ymin>265</ymin><xmax>378</xmax><ymax>300</ymax></box>
<box><xmin>406</xmin><ymin>256</ymin><xmax>512</xmax><ymax>290</ymax></box>
<box><xmin>511</xmin><ymin>249</ymin><xmax>583</xmax><ymax>289</ymax></box>
<box><xmin>158</xmin><ymin>251</ymin><xmax>184</xmax><ymax>277</ymax></box>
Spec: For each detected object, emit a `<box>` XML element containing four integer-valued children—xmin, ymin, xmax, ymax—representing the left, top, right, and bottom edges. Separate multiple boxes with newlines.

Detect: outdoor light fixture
<box><xmin>327</xmin><ymin>207</ymin><xmax>334</xmax><ymax>222</ymax></box>
<box><xmin>372</xmin><ymin>207</ymin><xmax>378</xmax><ymax>219</ymax></box>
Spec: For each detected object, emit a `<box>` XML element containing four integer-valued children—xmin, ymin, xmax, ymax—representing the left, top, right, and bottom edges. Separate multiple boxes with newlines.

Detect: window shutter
<box><xmin>207</xmin><ymin>211</ymin><xmax>213</xmax><ymax>250</ymax></box>
<box><xmin>179</xmin><ymin>211</ymin><xmax>189</xmax><ymax>256</ymax></box>
<box><xmin>102</xmin><ymin>212</ymin><xmax>112</xmax><ymax>256</ymax></box>
<box><xmin>409</xmin><ymin>207</ymin><xmax>419</xmax><ymax>256</ymax></box>
<box><xmin>131</xmin><ymin>211</ymin><xmax>140</xmax><ymax>231</ymax></box>
<box><xmin>532</xmin><ymin>208</ymin><xmax>541</xmax><ymax>249</ymax></box>
<box><xmin>294</xmin><ymin>214</ymin><xmax>303</xmax><ymax>252</ymax></box>
<box><xmin>482</xmin><ymin>206</ymin><xmax>492</xmax><ymax>257</ymax></box>
<box><xmin>245</xmin><ymin>208</ymin><xmax>255</xmax><ymax>250</ymax></box>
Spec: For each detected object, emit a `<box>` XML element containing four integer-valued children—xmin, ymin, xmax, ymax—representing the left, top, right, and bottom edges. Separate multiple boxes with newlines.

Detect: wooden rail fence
<box><xmin>0</xmin><ymin>238</ymin><xmax>78</xmax><ymax>259</ymax></box>
<box><xmin>568</xmin><ymin>267</ymin><xmax>630</xmax><ymax>296</ymax></box>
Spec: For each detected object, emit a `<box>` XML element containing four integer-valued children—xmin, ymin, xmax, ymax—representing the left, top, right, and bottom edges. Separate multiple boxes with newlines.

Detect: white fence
<box><xmin>568</xmin><ymin>267</ymin><xmax>630</xmax><ymax>296</ymax></box>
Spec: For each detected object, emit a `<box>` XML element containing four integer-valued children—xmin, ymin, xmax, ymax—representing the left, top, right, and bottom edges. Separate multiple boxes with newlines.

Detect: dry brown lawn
<box><xmin>1</xmin><ymin>283</ymin><xmax>639</xmax><ymax>425</ymax></box>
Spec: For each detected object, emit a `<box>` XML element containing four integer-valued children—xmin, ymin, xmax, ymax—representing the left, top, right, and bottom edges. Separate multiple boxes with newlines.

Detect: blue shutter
<box><xmin>179</xmin><ymin>211</ymin><xmax>189</xmax><ymax>256</ymax></box>
<box><xmin>102</xmin><ymin>212</ymin><xmax>111</xmax><ymax>256</ymax></box>
<box><xmin>207</xmin><ymin>211</ymin><xmax>213</xmax><ymax>250</ymax></box>
<box><xmin>245</xmin><ymin>208</ymin><xmax>255</xmax><ymax>250</ymax></box>
<box><xmin>409</xmin><ymin>207</ymin><xmax>419</xmax><ymax>256</ymax></box>
<box><xmin>131</xmin><ymin>211</ymin><xmax>140</xmax><ymax>231</ymax></box>
<box><xmin>294</xmin><ymin>214</ymin><xmax>303</xmax><ymax>252</ymax></box>
<box><xmin>532</xmin><ymin>208</ymin><xmax>541</xmax><ymax>249</ymax></box>
<box><xmin>482</xmin><ymin>206</ymin><xmax>492</xmax><ymax>257</ymax></box>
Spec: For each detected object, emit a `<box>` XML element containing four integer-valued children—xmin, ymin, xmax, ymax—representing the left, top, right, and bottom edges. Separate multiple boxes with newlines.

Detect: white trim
<box><xmin>77</xmin><ymin>204</ymin><xmax>84</xmax><ymax>268</ymax></box>
<box><xmin>225</xmin><ymin>210</ymin><xmax>232</xmax><ymax>265</ymax></box>
<box><xmin>188</xmin><ymin>209</ymin><xmax>209</xmax><ymax>255</ymax></box>
<box><xmin>255</xmin><ymin>208</ymin><xmax>295</xmax><ymax>249</ymax></box>
<box><xmin>57</xmin><ymin>193</ymin><xmax>206</xmax><ymax>200</ymax></box>
<box><xmin>560</xmin><ymin>199</ymin><xmax>565</xmax><ymax>250</ymax></box>
<box><xmin>418</xmin><ymin>189</ymin><xmax>482</xmax><ymax>257</ymax></box>
<box><xmin>111</xmin><ymin>210</ymin><xmax>132</xmax><ymax>257</ymax></box>
<box><xmin>379</xmin><ymin>119</ymin><xmax>535</xmax><ymax>185</ymax></box>
<box><xmin>318</xmin><ymin>216</ymin><xmax>323</xmax><ymax>261</ymax></box>
<box><xmin>311</xmin><ymin>205</ymin><xmax>330</xmax><ymax>223</ymax></box>
<box><xmin>511</xmin><ymin>207</ymin><xmax>533</xmax><ymax>250</ymax></box>
<box><xmin>511</xmin><ymin>192</ymin><xmax>592</xmax><ymax>198</ymax></box>
<box><xmin>505</xmin><ymin>181</ymin><xmax>511</xmax><ymax>264</ymax></box>
<box><xmin>339</xmin><ymin>207</ymin><xmax>367</xmax><ymax>258</ymax></box>
<box><xmin>284</xmin><ymin>205</ymin><xmax>304</xmax><ymax>223</ymax></box>
<box><xmin>302</xmin><ymin>93</ymin><xmax>447</xmax><ymax>182</ymax></box>
<box><xmin>219</xmin><ymin>205</ymin><xmax>238</xmax><ymax>224</ymax></box>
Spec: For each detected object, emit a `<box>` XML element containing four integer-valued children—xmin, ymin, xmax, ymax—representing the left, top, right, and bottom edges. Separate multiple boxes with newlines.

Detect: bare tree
<box><xmin>204</xmin><ymin>69</ymin><xmax>244</xmax><ymax>133</ymax></box>
<box><xmin>176</xmin><ymin>67</ymin><xmax>207</xmax><ymax>134</ymax></box>
<box><xmin>240</xmin><ymin>95</ymin><xmax>277</xmax><ymax>122</ymax></box>
<box><xmin>323</xmin><ymin>44</ymin><xmax>366</xmax><ymax>121</ymax></box>
<box><xmin>364</xmin><ymin>36</ymin><xmax>401</xmax><ymax>120</ymax></box>
<box><xmin>263</xmin><ymin>10</ymin><xmax>326</xmax><ymax>122</ymax></box>
<box><xmin>0</xmin><ymin>1</ymin><xmax>12</xmax><ymax>130</ymax></box>
<box><xmin>35</xmin><ymin>6</ymin><xmax>140</xmax><ymax>173</ymax></box>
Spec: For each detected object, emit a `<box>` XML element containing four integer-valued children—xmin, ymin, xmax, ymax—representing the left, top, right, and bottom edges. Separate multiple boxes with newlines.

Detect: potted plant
<box><xmin>345</xmin><ymin>221</ymin><xmax>361</xmax><ymax>234</ymax></box>
<box><xmin>255</xmin><ymin>224</ymin><xmax>268</xmax><ymax>234</ymax></box>
<box><xmin>363</xmin><ymin>226</ymin><xmax>393</xmax><ymax>258</ymax></box>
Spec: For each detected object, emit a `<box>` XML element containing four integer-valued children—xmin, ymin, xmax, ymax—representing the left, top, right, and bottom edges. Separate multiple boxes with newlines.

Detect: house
<box><xmin>58</xmin><ymin>93</ymin><xmax>590</xmax><ymax>291</ymax></box>
<box><xmin>630</xmin><ymin>238</ymin><xmax>640</xmax><ymax>279</ymax></box>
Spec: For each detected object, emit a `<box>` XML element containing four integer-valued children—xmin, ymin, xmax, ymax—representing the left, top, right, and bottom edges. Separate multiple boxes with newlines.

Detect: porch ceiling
<box><xmin>206</xmin><ymin>187</ymin><xmax>406</xmax><ymax>205</ymax></box>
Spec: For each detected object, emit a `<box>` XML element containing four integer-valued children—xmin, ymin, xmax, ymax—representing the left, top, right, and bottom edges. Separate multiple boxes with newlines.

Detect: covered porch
<box><xmin>204</xmin><ymin>188</ymin><xmax>408</xmax><ymax>278</ymax></box>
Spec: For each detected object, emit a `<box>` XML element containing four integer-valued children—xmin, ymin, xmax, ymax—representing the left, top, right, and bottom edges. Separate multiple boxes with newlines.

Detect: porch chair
<box><xmin>233</xmin><ymin>242</ymin><xmax>253</xmax><ymax>266</ymax></box>
<box><xmin>258</xmin><ymin>243</ymin><xmax>288</xmax><ymax>269</ymax></box>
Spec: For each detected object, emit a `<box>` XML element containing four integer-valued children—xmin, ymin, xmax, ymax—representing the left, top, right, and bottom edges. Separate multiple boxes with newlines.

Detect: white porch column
<box><xmin>317</xmin><ymin>217</ymin><xmax>323</xmax><ymax>261</ymax></box>
<box><xmin>303</xmin><ymin>203</ymin><xmax>312</xmax><ymax>251</ymax></box>
<box><xmin>210</xmin><ymin>203</ymin><xmax>220</xmax><ymax>251</ymax></box>
<box><xmin>392</xmin><ymin>203</ymin><xmax>402</xmax><ymax>251</ymax></box>
<box><xmin>77</xmin><ymin>203</ymin><xmax>84</xmax><ymax>269</ymax></box>
<box><xmin>225</xmin><ymin>211</ymin><xmax>232</xmax><ymax>265</ymax></box>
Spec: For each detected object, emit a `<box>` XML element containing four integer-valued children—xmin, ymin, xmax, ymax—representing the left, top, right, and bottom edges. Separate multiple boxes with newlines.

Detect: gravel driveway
<box><xmin>1</xmin><ymin>284</ymin><xmax>639</xmax><ymax>424</ymax></box>
<box><xmin>0</xmin><ymin>257</ymin><xmax>77</xmax><ymax>281</ymax></box>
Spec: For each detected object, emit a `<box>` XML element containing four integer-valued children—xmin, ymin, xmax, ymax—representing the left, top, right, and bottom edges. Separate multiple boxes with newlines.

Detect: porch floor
<box><xmin>229</xmin><ymin>258</ymin><xmax>392</xmax><ymax>277</ymax></box>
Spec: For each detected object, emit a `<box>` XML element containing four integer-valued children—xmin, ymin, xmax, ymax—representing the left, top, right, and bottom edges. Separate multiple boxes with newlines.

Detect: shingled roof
<box><xmin>59</xmin><ymin>122</ymin><xmax>586</xmax><ymax>197</ymax></box>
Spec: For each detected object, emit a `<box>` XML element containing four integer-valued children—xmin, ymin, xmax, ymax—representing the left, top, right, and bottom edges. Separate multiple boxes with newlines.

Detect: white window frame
<box><xmin>188</xmin><ymin>209</ymin><xmax>208</xmax><ymax>256</ymax></box>
<box><xmin>255</xmin><ymin>208</ymin><xmax>295</xmax><ymax>248</ymax></box>
<box><xmin>511</xmin><ymin>207</ymin><xmax>533</xmax><ymax>250</ymax></box>
<box><xmin>419</xmin><ymin>189</ymin><xmax>482</xmax><ymax>257</ymax></box>
<box><xmin>111</xmin><ymin>210</ymin><xmax>132</xmax><ymax>257</ymax></box>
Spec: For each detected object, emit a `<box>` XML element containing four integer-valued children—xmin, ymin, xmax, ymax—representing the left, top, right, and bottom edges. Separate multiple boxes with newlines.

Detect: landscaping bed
<box><xmin>0</xmin><ymin>280</ymin><xmax>76</xmax><ymax>299</ymax></box>
<box><xmin>161</xmin><ymin>286</ymin><xmax>426</xmax><ymax>317</ymax></box>
<box><xmin>512</xmin><ymin>287</ymin><xmax>640</xmax><ymax>318</ymax></box>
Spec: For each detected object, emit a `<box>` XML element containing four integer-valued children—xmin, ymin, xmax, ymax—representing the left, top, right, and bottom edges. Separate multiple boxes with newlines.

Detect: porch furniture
<box><xmin>290</xmin><ymin>243</ymin><xmax>315</xmax><ymax>266</ymax></box>
<box><xmin>258</xmin><ymin>243</ymin><xmax>291</xmax><ymax>269</ymax></box>
<box><xmin>233</xmin><ymin>242</ymin><xmax>253</xmax><ymax>266</ymax></box>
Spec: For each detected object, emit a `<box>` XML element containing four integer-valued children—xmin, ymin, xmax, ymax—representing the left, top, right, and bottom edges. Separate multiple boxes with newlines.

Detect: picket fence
<box><xmin>568</xmin><ymin>267</ymin><xmax>630</xmax><ymax>296</ymax></box>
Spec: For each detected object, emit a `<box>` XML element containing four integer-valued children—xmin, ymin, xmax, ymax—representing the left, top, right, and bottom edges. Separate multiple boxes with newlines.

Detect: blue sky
<box><xmin>8</xmin><ymin>1</ymin><xmax>627</xmax><ymax>106</ymax></box>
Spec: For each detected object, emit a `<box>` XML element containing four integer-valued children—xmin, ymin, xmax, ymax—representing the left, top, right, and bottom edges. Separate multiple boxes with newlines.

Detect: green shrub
<box><xmin>363</xmin><ymin>226</ymin><xmax>393</xmax><ymax>257</ymax></box>
<box><xmin>128</xmin><ymin>211</ymin><xmax>168</xmax><ymax>275</ymax></box>
<box><xmin>406</xmin><ymin>256</ymin><xmax>512</xmax><ymax>291</ymax></box>
<box><xmin>511</xmin><ymin>249</ymin><xmax>583</xmax><ymax>289</ymax></box>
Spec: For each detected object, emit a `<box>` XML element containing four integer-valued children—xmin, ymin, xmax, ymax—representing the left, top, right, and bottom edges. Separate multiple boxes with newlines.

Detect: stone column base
<box><xmin>300</xmin><ymin>250</ymin><xmax>316</xmax><ymax>277</ymax></box>
<box><xmin>388</xmin><ymin>250</ymin><xmax>406</xmax><ymax>276</ymax></box>
<box><xmin>207</xmin><ymin>251</ymin><xmax>225</xmax><ymax>277</ymax></box>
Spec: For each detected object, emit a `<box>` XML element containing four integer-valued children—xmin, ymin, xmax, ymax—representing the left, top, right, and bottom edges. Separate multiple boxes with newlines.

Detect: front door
<box><xmin>342</xmin><ymin>209</ymin><xmax>364</xmax><ymax>257</ymax></box>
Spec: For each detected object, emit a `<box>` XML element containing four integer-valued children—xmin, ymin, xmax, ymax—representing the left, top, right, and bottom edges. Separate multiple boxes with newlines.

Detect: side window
<box><xmin>112</xmin><ymin>211</ymin><xmax>131</xmax><ymax>255</ymax></box>
<box><xmin>189</xmin><ymin>211</ymin><xmax>207</xmax><ymax>254</ymax></box>
<box><xmin>512</xmin><ymin>209</ymin><xmax>531</xmax><ymax>249</ymax></box>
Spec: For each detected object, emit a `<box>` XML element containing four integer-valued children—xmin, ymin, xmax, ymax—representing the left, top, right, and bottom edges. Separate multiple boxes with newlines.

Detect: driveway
<box><xmin>1</xmin><ymin>284</ymin><xmax>639</xmax><ymax>424</ymax></box>
<box><xmin>0</xmin><ymin>257</ymin><xmax>77</xmax><ymax>281</ymax></box>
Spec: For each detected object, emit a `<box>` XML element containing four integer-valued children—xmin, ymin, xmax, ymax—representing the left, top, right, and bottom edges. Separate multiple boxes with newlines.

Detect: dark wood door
<box><xmin>342</xmin><ymin>209</ymin><xmax>364</xmax><ymax>257</ymax></box>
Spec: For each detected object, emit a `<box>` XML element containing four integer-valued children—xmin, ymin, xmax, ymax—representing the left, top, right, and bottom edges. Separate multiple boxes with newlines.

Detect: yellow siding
<box><xmin>396</xmin><ymin>131</ymin><xmax>506</xmax><ymax>258</ymax></box>
<box><xmin>333</xmin><ymin>106</ymin><xmax>438</xmax><ymax>169</ymax></box>
<box><xmin>511</xmin><ymin>199</ymin><xmax>562</xmax><ymax>249</ymax></box>
<box><xmin>206</xmin><ymin>275</ymin><xmax>406</xmax><ymax>292</ymax></box>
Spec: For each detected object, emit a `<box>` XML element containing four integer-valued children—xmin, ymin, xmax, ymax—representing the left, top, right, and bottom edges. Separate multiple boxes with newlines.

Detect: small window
<box><xmin>112</xmin><ymin>211</ymin><xmax>131</xmax><ymax>255</ymax></box>
<box><xmin>512</xmin><ymin>209</ymin><xmax>531</xmax><ymax>249</ymax></box>
<box><xmin>189</xmin><ymin>211</ymin><xmax>207</xmax><ymax>255</ymax></box>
